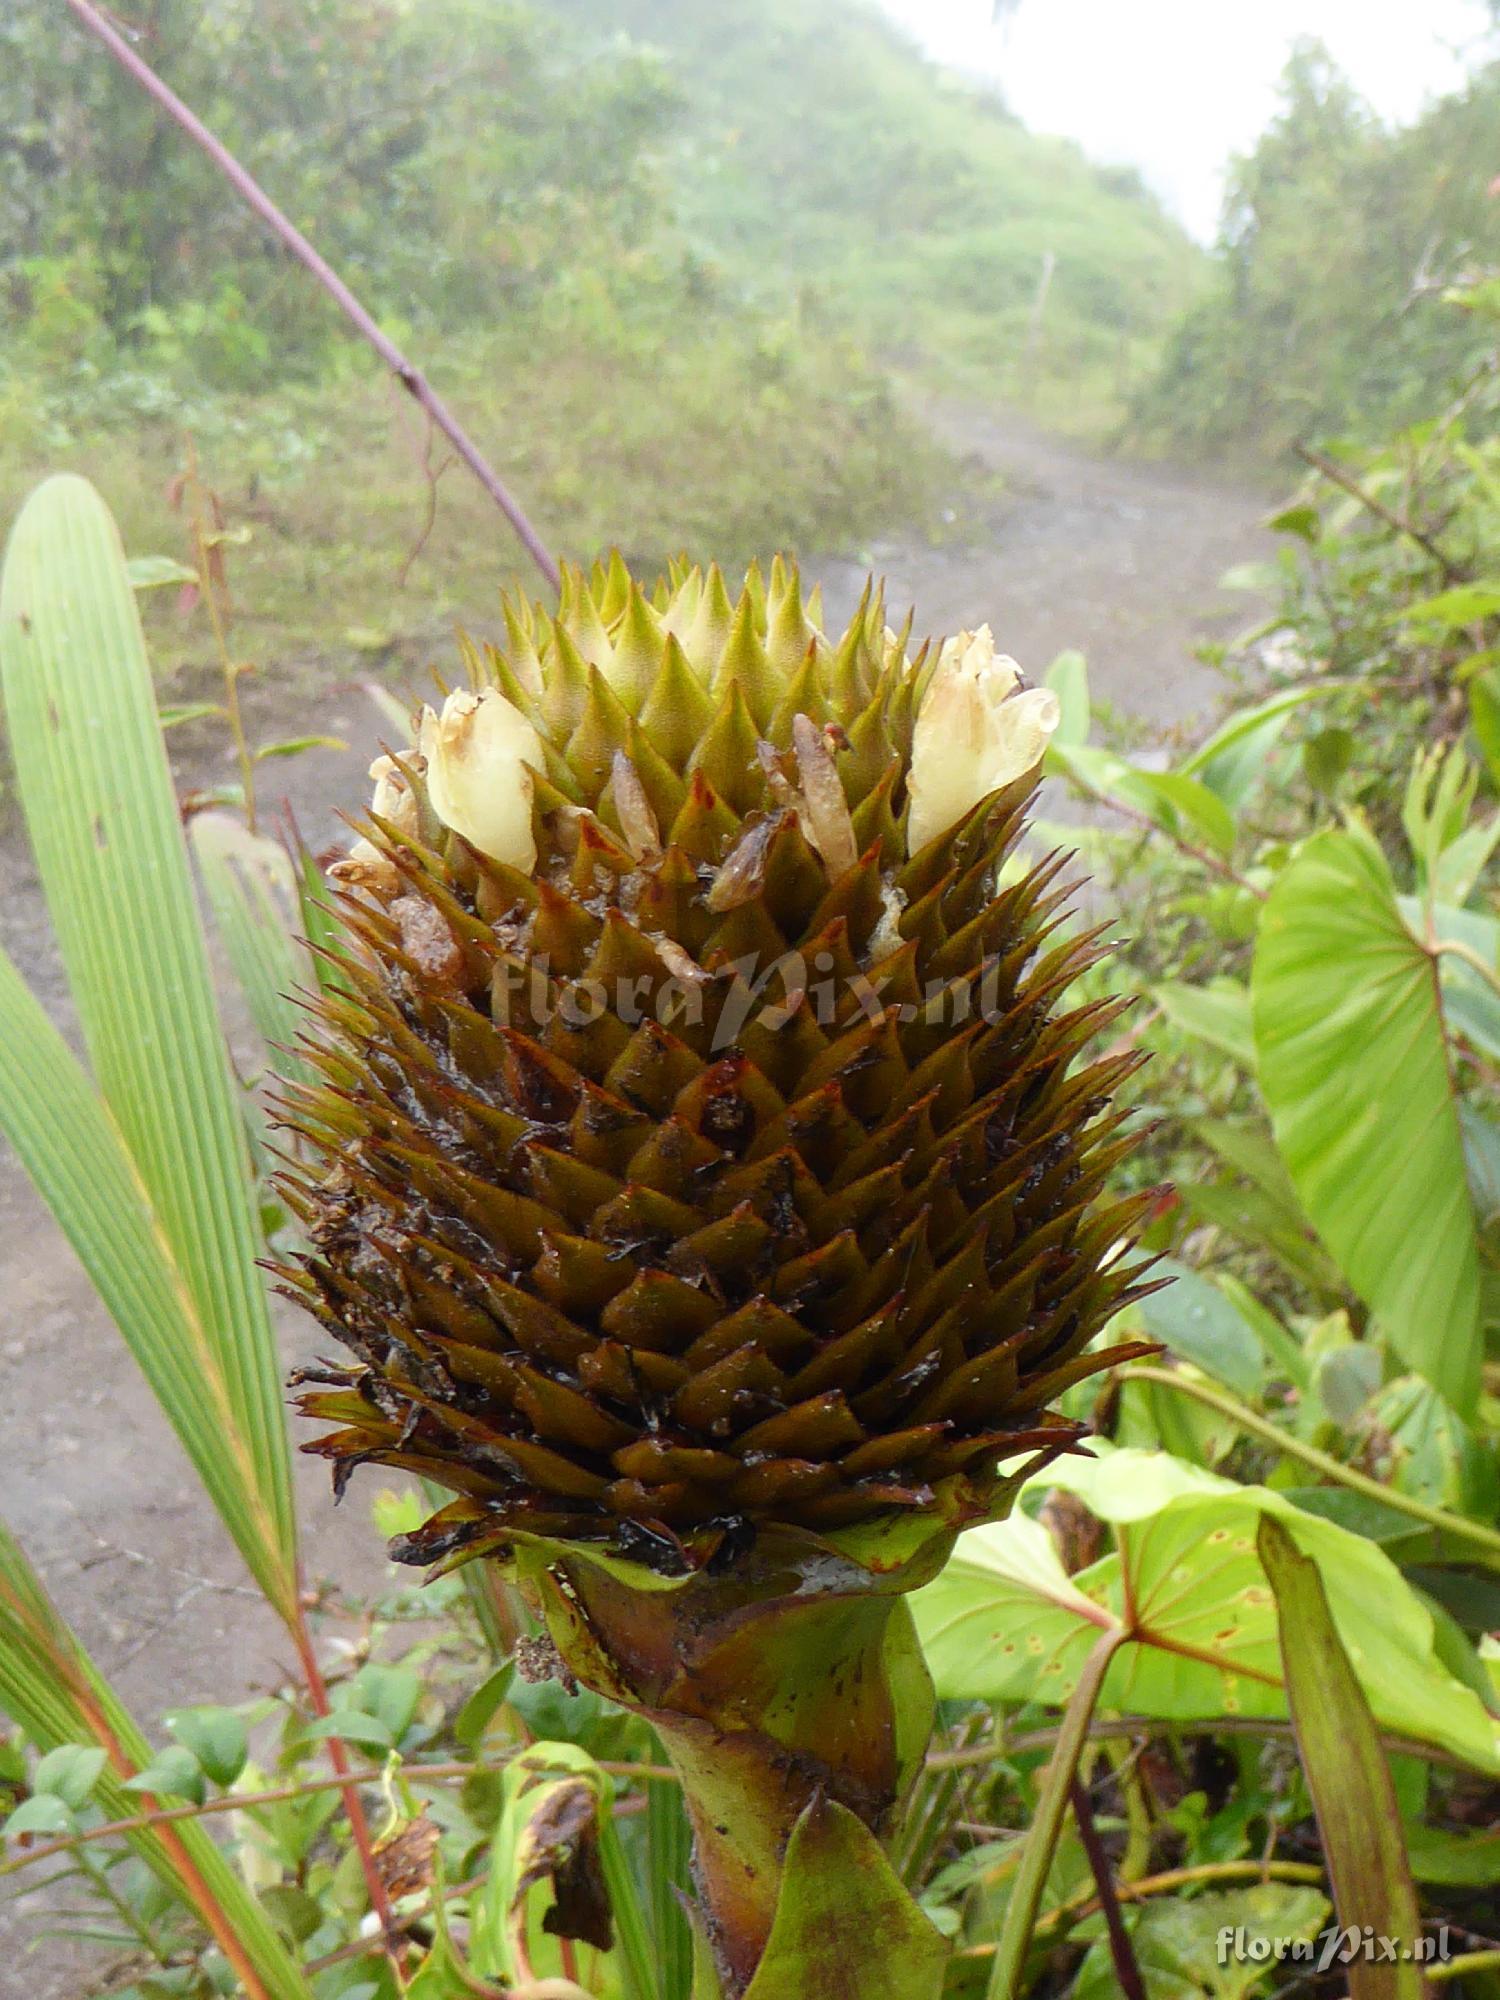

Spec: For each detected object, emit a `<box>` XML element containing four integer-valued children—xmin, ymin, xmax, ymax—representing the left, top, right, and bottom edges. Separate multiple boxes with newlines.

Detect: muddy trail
<box><xmin>0</xmin><ymin>412</ymin><xmax>1270</xmax><ymax>1994</ymax></box>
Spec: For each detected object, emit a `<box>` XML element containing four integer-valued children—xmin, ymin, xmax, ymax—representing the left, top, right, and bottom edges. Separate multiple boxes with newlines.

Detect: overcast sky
<box><xmin>876</xmin><ymin>0</ymin><xmax>1494</xmax><ymax>240</ymax></box>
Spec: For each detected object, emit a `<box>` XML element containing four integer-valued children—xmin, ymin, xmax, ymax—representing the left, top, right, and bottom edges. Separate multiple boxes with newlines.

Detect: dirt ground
<box><xmin>0</xmin><ymin>411</ymin><xmax>1272</xmax><ymax>1994</ymax></box>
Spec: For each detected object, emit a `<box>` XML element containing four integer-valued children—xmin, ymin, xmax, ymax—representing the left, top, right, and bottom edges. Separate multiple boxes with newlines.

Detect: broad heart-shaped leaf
<box><xmin>741</xmin><ymin>1798</ymin><xmax>948</xmax><ymax>2000</ymax></box>
<box><xmin>0</xmin><ymin>477</ymin><xmax>298</xmax><ymax>1614</ymax></box>
<box><xmin>1251</xmin><ymin>830</ymin><xmax>1481</xmax><ymax>1415</ymax></box>
<box><xmin>1398</xmin><ymin>898</ymin><xmax>1500</xmax><ymax>1066</ymax></box>
<box><xmin>1259</xmin><ymin>1516</ymin><xmax>1426</xmax><ymax>2000</ymax></box>
<box><xmin>911</xmin><ymin>1447</ymin><xmax>1500</xmax><ymax>1774</ymax></box>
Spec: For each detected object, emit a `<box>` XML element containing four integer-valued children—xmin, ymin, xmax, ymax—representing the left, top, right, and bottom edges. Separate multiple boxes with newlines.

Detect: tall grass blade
<box><xmin>987</xmin><ymin>1626</ymin><xmax>1130</xmax><ymax>2000</ymax></box>
<box><xmin>597</xmin><ymin>1802</ymin><xmax>659</xmax><ymax>2000</ymax></box>
<box><xmin>0</xmin><ymin>948</ymin><xmax>290</xmax><ymax>1606</ymax></box>
<box><xmin>0</xmin><ymin>474</ymin><xmax>298</xmax><ymax>1617</ymax></box>
<box><xmin>0</xmin><ymin>1520</ymin><xmax>310</xmax><ymax>2000</ymax></box>
<box><xmin>646</xmin><ymin>1767</ymin><xmax>695</xmax><ymax>2000</ymax></box>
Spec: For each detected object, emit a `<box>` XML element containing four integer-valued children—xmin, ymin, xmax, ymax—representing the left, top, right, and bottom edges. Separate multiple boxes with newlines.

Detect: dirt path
<box><xmin>821</xmin><ymin>407</ymin><xmax>1273</xmax><ymax>729</ymax></box>
<box><xmin>0</xmin><ymin>414</ymin><xmax>1270</xmax><ymax>1994</ymax></box>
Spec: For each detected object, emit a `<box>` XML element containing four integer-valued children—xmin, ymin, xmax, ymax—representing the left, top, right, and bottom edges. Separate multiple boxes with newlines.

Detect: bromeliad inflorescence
<box><xmin>278</xmin><ymin>556</ymin><xmax>1156</xmax><ymax>1993</ymax></box>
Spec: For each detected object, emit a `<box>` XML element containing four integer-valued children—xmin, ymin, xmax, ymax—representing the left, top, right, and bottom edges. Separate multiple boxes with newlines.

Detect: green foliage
<box><xmin>1</xmin><ymin>0</ymin><xmax>1198</xmax><ymax>427</ymax></box>
<box><xmin>0</xmin><ymin>1522</ymin><xmax>309</xmax><ymax>1998</ymax></box>
<box><xmin>1252</xmin><ymin>829</ymin><xmax>1482</xmax><ymax>1412</ymax></box>
<box><xmin>960</xmin><ymin>288</ymin><xmax>1500</xmax><ymax>1991</ymax></box>
<box><xmin>1043</xmin><ymin>288</ymin><xmax>1500</xmax><ymax>1440</ymax></box>
<box><xmin>1</xmin><ymin>323</ymin><xmax>944</xmax><ymax>681</ymax></box>
<box><xmin>1071</xmin><ymin>1886</ymin><xmax>1331</xmax><ymax>2000</ymax></box>
<box><xmin>0</xmin><ymin>0</ymin><xmax>966</xmax><ymax>635</ymax></box>
<box><xmin>913</xmin><ymin>1447</ymin><xmax>1500</xmax><ymax>1773</ymax></box>
<box><xmin>1136</xmin><ymin>38</ymin><xmax>1500</xmax><ymax>453</ymax></box>
<box><xmin>0</xmin><ymin>0</ymin><xmax>681</xmax><ymax>380</ymax></box>
<box><xmin>555</xmin><ymin>0</ymin><xmax>1199</xmax><ymax>423</ymax></box>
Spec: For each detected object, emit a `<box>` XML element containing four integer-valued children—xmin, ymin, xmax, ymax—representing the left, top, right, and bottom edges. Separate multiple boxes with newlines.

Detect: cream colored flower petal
<box><xmin>368</xmin><ymin>753</ymin><xmax>420</xmax><ymax>837</ymax></box>
<box><xmin>986</xmin><ymin>687</ymin><xmax>1061</xmax><ymax>788</ymax></box>
<box><xmin>792</xmin><ymin>712</ymin><xmax>859</xmax><ymax>879</ymax></box>
<box><xmin>907</xmin><ymin>641</ymin><xmax>1057</xmax><ymax>855</ymax></box>
<box><xmin>418</xmin><ymin>688</ymin><xmax>543</xmax><ymax>871</ymax></box>
<box><xmin>611</xmin><ymin>749</ymin><xmax>662</xmax><ymax>863</ymax></box>
<box><xmin>933</xmin><ymin>625</ymin><xmax>1022</xmax><ymax>699</ymax></box>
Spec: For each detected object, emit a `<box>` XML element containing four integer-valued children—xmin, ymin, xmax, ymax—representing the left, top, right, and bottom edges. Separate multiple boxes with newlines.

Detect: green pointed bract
<box><xmin>282</xmin><ymin>560</ymin><xmax>1155</xmax><ymax>1580</ymax></box>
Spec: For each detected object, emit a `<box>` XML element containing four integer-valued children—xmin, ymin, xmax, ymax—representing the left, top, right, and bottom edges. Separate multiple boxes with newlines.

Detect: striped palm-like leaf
<box><xmin>281</xmin><ymin>557</ymin><xmax>1152</xmax><ymax>1575</ymax></box>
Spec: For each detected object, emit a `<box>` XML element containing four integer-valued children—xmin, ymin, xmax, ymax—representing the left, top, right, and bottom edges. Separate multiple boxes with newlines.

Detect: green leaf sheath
<box><xmin>518</xmin><ymin>1516</ymin><xmax>959</xmax><ymax>1997</ymax></box>
<box><xmin>1259</xmin><ymin>1515</ymin><xmax>1428</xmax><ymax>2000</ymax></box>
<box><xmin>743</xmin><ymin>1798</ymin><xmax>949</xmax><ymax>2000</ymax></box>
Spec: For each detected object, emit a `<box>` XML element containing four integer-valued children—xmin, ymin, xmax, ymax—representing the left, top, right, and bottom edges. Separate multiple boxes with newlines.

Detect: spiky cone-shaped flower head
<box><xmin>279</xmin><ymin>558</ymin><xmax>1157</xmax><ymax>1989</ymax></box>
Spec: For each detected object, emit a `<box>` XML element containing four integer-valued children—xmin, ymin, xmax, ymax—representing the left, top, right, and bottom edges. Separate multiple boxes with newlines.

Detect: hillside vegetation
<box><xmin>558</xmin><ymin>0</ymin><xmax>1201</xmax><ymax>420</ymax></box>
<box><xmin>1135</xmin><ymin>38</ymin><xmax>1500</xmax><ymax>454</ymax></box>
<box><xmin>0</xmin><ymin>0</ymin><xmax>1200</xmax><ymax>683</ymax></box>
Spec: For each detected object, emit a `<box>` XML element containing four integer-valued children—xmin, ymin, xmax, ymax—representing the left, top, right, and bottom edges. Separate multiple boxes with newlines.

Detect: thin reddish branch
<box><xmin>1295</xmin><ymin>442</ymin><xmax>1464</xmax><ymax>585</ymax></box>
<box><xmin>292</xmin><ymin>1607</ymin><xmax>400</xmax><ymax>1956</ymax></box>
<box><xmin>62</xmin><ymin>0</ymin><xmax>561</xmax><ymax>593</ymax></box>
<box><xmin>1070</xmin><ymin>1776</ymin><xmax>1146</xmax><ymax>2000</ymax></box>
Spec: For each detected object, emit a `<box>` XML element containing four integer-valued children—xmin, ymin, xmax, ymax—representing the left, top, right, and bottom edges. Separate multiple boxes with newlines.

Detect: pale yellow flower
<box><xmin>333</xmin><ymin>753</ymin><xmax>423</xmax><ymax>898</ymax></box>
<box><xmin>418</xmin><ymin>688</ymin><xmax>543</xmax><ymax>872</ymax></box>
<box><xmin>907</xmin><ymin>627</ymin><xmax>1058</xmax><ymax>853</ymax></box>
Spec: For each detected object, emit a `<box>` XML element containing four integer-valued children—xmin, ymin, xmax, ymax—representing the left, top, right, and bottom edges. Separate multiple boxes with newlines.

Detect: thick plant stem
<box><xmin>988</xmin><ymin>1626</ymin><xmax>1130</xmax><ymax>2000</ymax></box>
<box><xmin>524</xmin><ymin>1547</ymin><xmax>937</xmax><ymax>1997</ymax></box>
